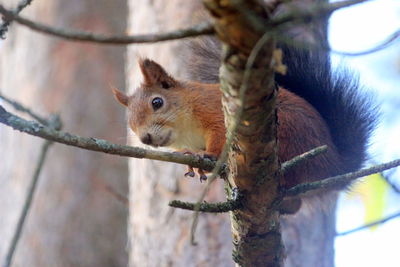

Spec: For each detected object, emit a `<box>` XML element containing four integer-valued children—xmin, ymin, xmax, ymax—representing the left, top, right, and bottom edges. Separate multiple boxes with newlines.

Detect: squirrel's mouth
<box><xmin>153</xmin><ymin>130</ymin><xmax>172</xmax><ymax>147</ymax></box>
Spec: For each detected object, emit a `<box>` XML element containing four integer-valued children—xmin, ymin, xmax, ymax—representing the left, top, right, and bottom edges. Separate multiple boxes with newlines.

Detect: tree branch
<box><xmin>0</xmin><ymin>4</ymin><xmax>214</xmax><ymax>45</ymax></box>
<box><xmin>3</xmin><ymin>141</ymin><xmax>52</xmax><ymax>267</ymax></box>
<box><xmin>277</xmin><ymin>29</ymin><xmax>400</xmax><ymax>57</ymax></box>
<box><xmin>168</xmin><ymin>145</ymin><xmax>325</xmax><ymax>217</ymax></box>
<box><xmin>3</xmin><ymin>115</ymin><xmax>60</xmax><ymax>267</ymax></box>
<box><xmin>286</xmin><ymin>159</ymin><xmax>400</xmax><ymax>197</ymax></box>
<box><xmin>269</xmin><ymin>0</ymin><xmax>371</xmax><ymax>28</ymax></box>
<box><xmin>0</xmin><ymin>1</ymin><xmax>370</xmax><ymax>46</ymax></box>
<box><xmin>281</xmin><ymin>145</ymin><xmax>328</xmax><ymax>174</ymax></box>
<box><xmin>0</xmin><ymin>104</ymin><xmax>215</xmax><ymax>171</ymax></box>
<box><xmin>99</xmin><ymin>182</ymin><xmax>129</xmax><ymax>206</ymax></box>
<box><xmin>336</xmin><ymin>210</ymin><xmax>400</xmax><ymax>236</ymax></box>
<box><xmin>0</xmin><ymin>0</ymin><xmax>34</xmax><ymax>39</ymax></box>
<box><xmin>169</xmin><ymin>199</ymin><xmax>242</xmax><ymax>213</ymax></box>
<box><xmin>329</xmin><ymin>29</ymin><xmax>400</xmax><ymax>56</ymax></box>
<box><xmin>0</xmin><ymin>93</ymin><xmax>48</xmax><ymax>125</ymax></box>
<box><xmin>381</xmin><ymin>171</ymin><xmax>400</xmax><ymax>194</ymax></box>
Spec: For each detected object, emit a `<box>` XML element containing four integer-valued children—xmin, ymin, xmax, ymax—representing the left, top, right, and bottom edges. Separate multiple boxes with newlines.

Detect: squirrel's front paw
<box><xmin>184</xmin><ymin>165</ymin><xmax>208</xmax><ymax>182</ymax></box>
<box><xmin>174</xmin><ymin>149</ymin><xmax>217</xmax><ymax>161</ymax></box>
<box><xmin>184</xmin><ymin>166</ymin><xmax>195</xmax><ymax>178</ymax></box>
<box><xmin>174</xmin><ymin>150</ymin><xmax>213</xmax><ymax>182</ymax></box>
<box><xmin>197</xmin><ymin>168</ymin><xmax>208</xmax><ymax>183</ymax></box>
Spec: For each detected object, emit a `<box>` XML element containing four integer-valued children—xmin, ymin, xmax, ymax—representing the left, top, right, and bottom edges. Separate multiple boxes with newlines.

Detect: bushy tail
<box><xmin>187</xmin><ymin>37</ymin><xmax>377</xmax><ymax>172</ymax></box>
<box><xmin>185</xmin><ymin>37</ymin><xmax>221</xmax><ymax>84</ymax></box>
<box><xmin>275</xmin><ymin>44</ymin><xmax>377</xmax><ymax>172</ymax></box>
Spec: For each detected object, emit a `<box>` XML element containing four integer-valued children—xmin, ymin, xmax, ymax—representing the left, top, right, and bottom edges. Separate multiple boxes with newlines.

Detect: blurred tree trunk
<box><xmin>131</xmin><ymin>0</ymin><xmax>335</xmax><ymax>266</ymax></box>
<box><xmin>0</xmin><ymin>1</ymin><xmax>129</xmax><ymax>266</ymax></box>
<box><xmin>126</xmin><ymin>1</ymin><xmax>233</xmax><ymax>267</ymax></box>
<box><xmin>275</xmin><ymin>1</ymin><xmax>337</xmax><ymax>266</ymax></box>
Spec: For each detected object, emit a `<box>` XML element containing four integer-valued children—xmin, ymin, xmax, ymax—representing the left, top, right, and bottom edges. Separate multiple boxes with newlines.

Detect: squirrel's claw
<box><xmin>184</xmin><ymin>166</ymin><xmax>196</xmax><ymax>177</ymax></box>
<box><xmin>185</xmin><ymin>171</ymin><xmax>196</xmax><ymax>177</ymax></box>
<box><xmin>198</xmin><ymin>169</ymin><xmax>208</xmax><ymax>182</ymax></box>
<box><xmin>184</xmin><ymin>166</ymin><xmax>207</xmax><ymax>182</ymax></box>
<box><xmin>199</xmin><ymin>174</ymin><xmax>208</xmax><ymax>182</ymax></box>
<box><xmin>175</xmin><ymin>150</ymin><xmax>214</xmax><ymax>182</ymax></box>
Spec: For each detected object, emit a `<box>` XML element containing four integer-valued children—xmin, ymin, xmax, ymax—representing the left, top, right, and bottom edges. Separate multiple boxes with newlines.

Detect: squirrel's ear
<box><xmin>112</xmin><ymin>87</ymin><xmax>129</xmax><ymax>107</ymax></box>
<box><xmin>138</xmin><ymin>58</ymin><xmax>177</xmax><ymax>89</ymax></box>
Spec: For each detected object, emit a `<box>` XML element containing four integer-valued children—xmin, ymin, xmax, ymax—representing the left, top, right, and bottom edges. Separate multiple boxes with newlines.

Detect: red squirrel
<box><xmin>112</xmin><ymin>40</ymin><xmax>375</xmax><ymax>212</ymax></box>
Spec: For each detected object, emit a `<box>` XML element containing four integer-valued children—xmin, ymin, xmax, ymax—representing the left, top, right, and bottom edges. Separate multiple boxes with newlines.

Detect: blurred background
<box><xmin>330</xmin><ymin>0</ymin><xmax>400</xmax><ymax>266</ymax></box>
<box><xmin>0</xmin><ymin>0</ymin><xmax>399</xmax><ymax>266</ymax></box>
<box><xmin>0</xmin><ymin>0</ymin><xmax>129</xmax><ymax>266</ymax></box>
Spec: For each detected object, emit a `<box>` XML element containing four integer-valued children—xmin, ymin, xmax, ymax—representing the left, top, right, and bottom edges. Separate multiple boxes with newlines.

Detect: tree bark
<box><xmin>204</xmin><ymin>1</ymin><xmax>282</xmax><ymax>265</ymax></box>
<box><xmin>126</xmin><ymin>1</ymin><xmax>233</xmax><ymax>266</ymax></box>
<box><xmin>0</xmin><ymin>1</ymin><xmax>128</xmax><ymax>266</ymax></box>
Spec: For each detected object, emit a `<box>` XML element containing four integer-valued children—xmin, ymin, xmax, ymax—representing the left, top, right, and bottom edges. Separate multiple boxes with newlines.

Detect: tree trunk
<box><xmin>126</xmin><ymin>0</ymin><xmax>336</xmax><ymax>266</ymax></box>
<box><xmin>275</xmin><ymin>1</ymin><xmax>337</xmax><ymax>266</ymax></box>
<box><xmin>0</xmin><ymin>1</ymin><xmax>128</xmax><ymax>266</ymax></box>
<box><xmin>126</xmin><ymin>1</ymin><xmax>232</xmax><ymax>266</ymax></box>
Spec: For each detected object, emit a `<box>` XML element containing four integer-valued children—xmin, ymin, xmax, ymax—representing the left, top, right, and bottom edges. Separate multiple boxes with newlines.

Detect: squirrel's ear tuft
<box><xmin>138</xmin><ymin>58</ymin><xmax>177</xmax><ymax>89</ymax></box>
<box><xmin>111</xmin><ymin>87</ymin><xmax>129</xmax><ymax>107</ymax></box>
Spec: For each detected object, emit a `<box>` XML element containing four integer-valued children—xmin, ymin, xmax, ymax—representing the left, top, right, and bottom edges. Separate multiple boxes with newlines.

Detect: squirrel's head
<box><xmin>112</xmin><ymin>59</ymin><xmax>191</xmax><ymax>148</ymax></box>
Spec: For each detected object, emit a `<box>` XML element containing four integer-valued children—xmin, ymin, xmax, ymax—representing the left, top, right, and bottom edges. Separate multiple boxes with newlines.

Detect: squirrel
<box><xmin>112</xmin><ymin>38</ymin><xmax>376</xmax><ymax>213</ymax></box>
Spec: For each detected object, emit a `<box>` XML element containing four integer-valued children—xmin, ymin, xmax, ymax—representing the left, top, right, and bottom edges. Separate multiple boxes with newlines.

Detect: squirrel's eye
<box><xmin>151</xmin><ymin>97</ymin><xmax>164</xmax><ymax>110</ymax></box>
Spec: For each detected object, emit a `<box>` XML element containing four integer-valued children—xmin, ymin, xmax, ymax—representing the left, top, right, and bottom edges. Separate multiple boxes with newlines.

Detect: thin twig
<box><xmin>381</xmin><ymin>171</ymin><xmax>400</xmax><ymax>194</ymax></box>
<box><xmin>384</xmin><ymin>177</ymin><xmax>400</xmax><ymax>194</ymax></box>
<box><xmin>277</xmin><ymin>29</ymin><xmax>400</xmax><ymax>57</ymax></box>
<box><xmin>190</xmin><ymin>30</ymin><xmax>274</xmax><ymax>245</ymax></box>
<box><xmin>0</xmin><ymin>4</ymin><xmax>214</xmax><ymax>45</ymax></box>
<box><xmin>0</xmin><ymin>0</ymin><xmax>34</xmax><ymax>39</ymax></box>
<box><xmin>228</xmin><ymin>0</ymin><xmax>370</xmax><ymax>36</ymax></box>
<box><xmin>101</xmin><ymin>183</ymin><xmax>129</xmax><ymax>206</ymax></box>
<box><xmin>0</xmin><ymin>93</ymin><xmax>48</xmax><ymax>125</ymax></box>
<box><xmin>3</xmin><ymin>141</ymin><xmax>52</xmax><ymax>267</ymax></box>
<box><xmin>240</xmin><ymin>0</ymin><xmax>398</xmax><ymax>57</ymax></box>
<box><xmin>281</xmin><ymin>145</ymin><xmax>328</xmax><ymax>174</ymax></box>
<box><xmin>3</xmin><ymin>115</ymin><xmax>60</xmax><ymax>267</ymax></box>
<box><xmin>169</xmin><ymin>199</ymin><xmax>242</xmax><ymax>213</ymax></box>
<box><xmin>269</xmin><ymin>0</ymin><xmax>370</xmax><ymax>28</ymax></box>
<box><xmin>286</xmin><ymin>159</ymin><xmax>400</xmax><ymax>197</ymax></box>
<box><xmin>0</xmin><ymin>0</ymin><xmax>370</xmax><ymax>46</ymax></box>
<box><xmin>337</xmin><ymin>211</ymin><xmax>400</xmax><ymax>236</ymax></box>
<box><xmin>0</xmin><ymin>104</ymin><xmax>215</xmax><ymax>171</ymax></box>
<box><xmin>369</xmin><ymin>160</ymin><xmax>400</xmax><ymax>194</ymax></box>
<box><xmin>329</xmin><ymin>29</ymin><xmax>400</xmax><ymax>56</ymax></box>
<box><xmin>170</xmin><ymin>146</ymin><xmax>326</xmax><ymax>214</ymax></box>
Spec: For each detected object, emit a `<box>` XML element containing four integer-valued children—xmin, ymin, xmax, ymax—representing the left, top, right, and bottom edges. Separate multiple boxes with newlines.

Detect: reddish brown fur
<box><xmin>187</xmin><ymin>82</ymin><xmax>225</xmax><ymax>156</ymax></box>
<box><xmin>276</xmin><ymin>89</ymin><xmax>342</xmax><ymax>189</ymax></box>
<box><xmin>188</xmin><ymin>84</ymin><xmax>343</xmax><ymax>189</ymax></box>
<box><xmin>113</xmin><ymin>59</ymin><xmax>343</xmax><ymax>191</ymax></box>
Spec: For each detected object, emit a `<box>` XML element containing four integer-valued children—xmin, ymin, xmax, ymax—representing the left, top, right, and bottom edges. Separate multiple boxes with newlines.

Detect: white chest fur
<box><xmin>168</xmin><ymin>115</ymin><xmax>206</xmax><ymax>152</ymax></box>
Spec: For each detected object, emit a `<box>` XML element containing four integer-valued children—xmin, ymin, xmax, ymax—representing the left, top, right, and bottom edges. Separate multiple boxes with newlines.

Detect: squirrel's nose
<box><xmin>140</xmin><ymin>133</ymin><xmax>152</xmax><ymax>145</ymax></box>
